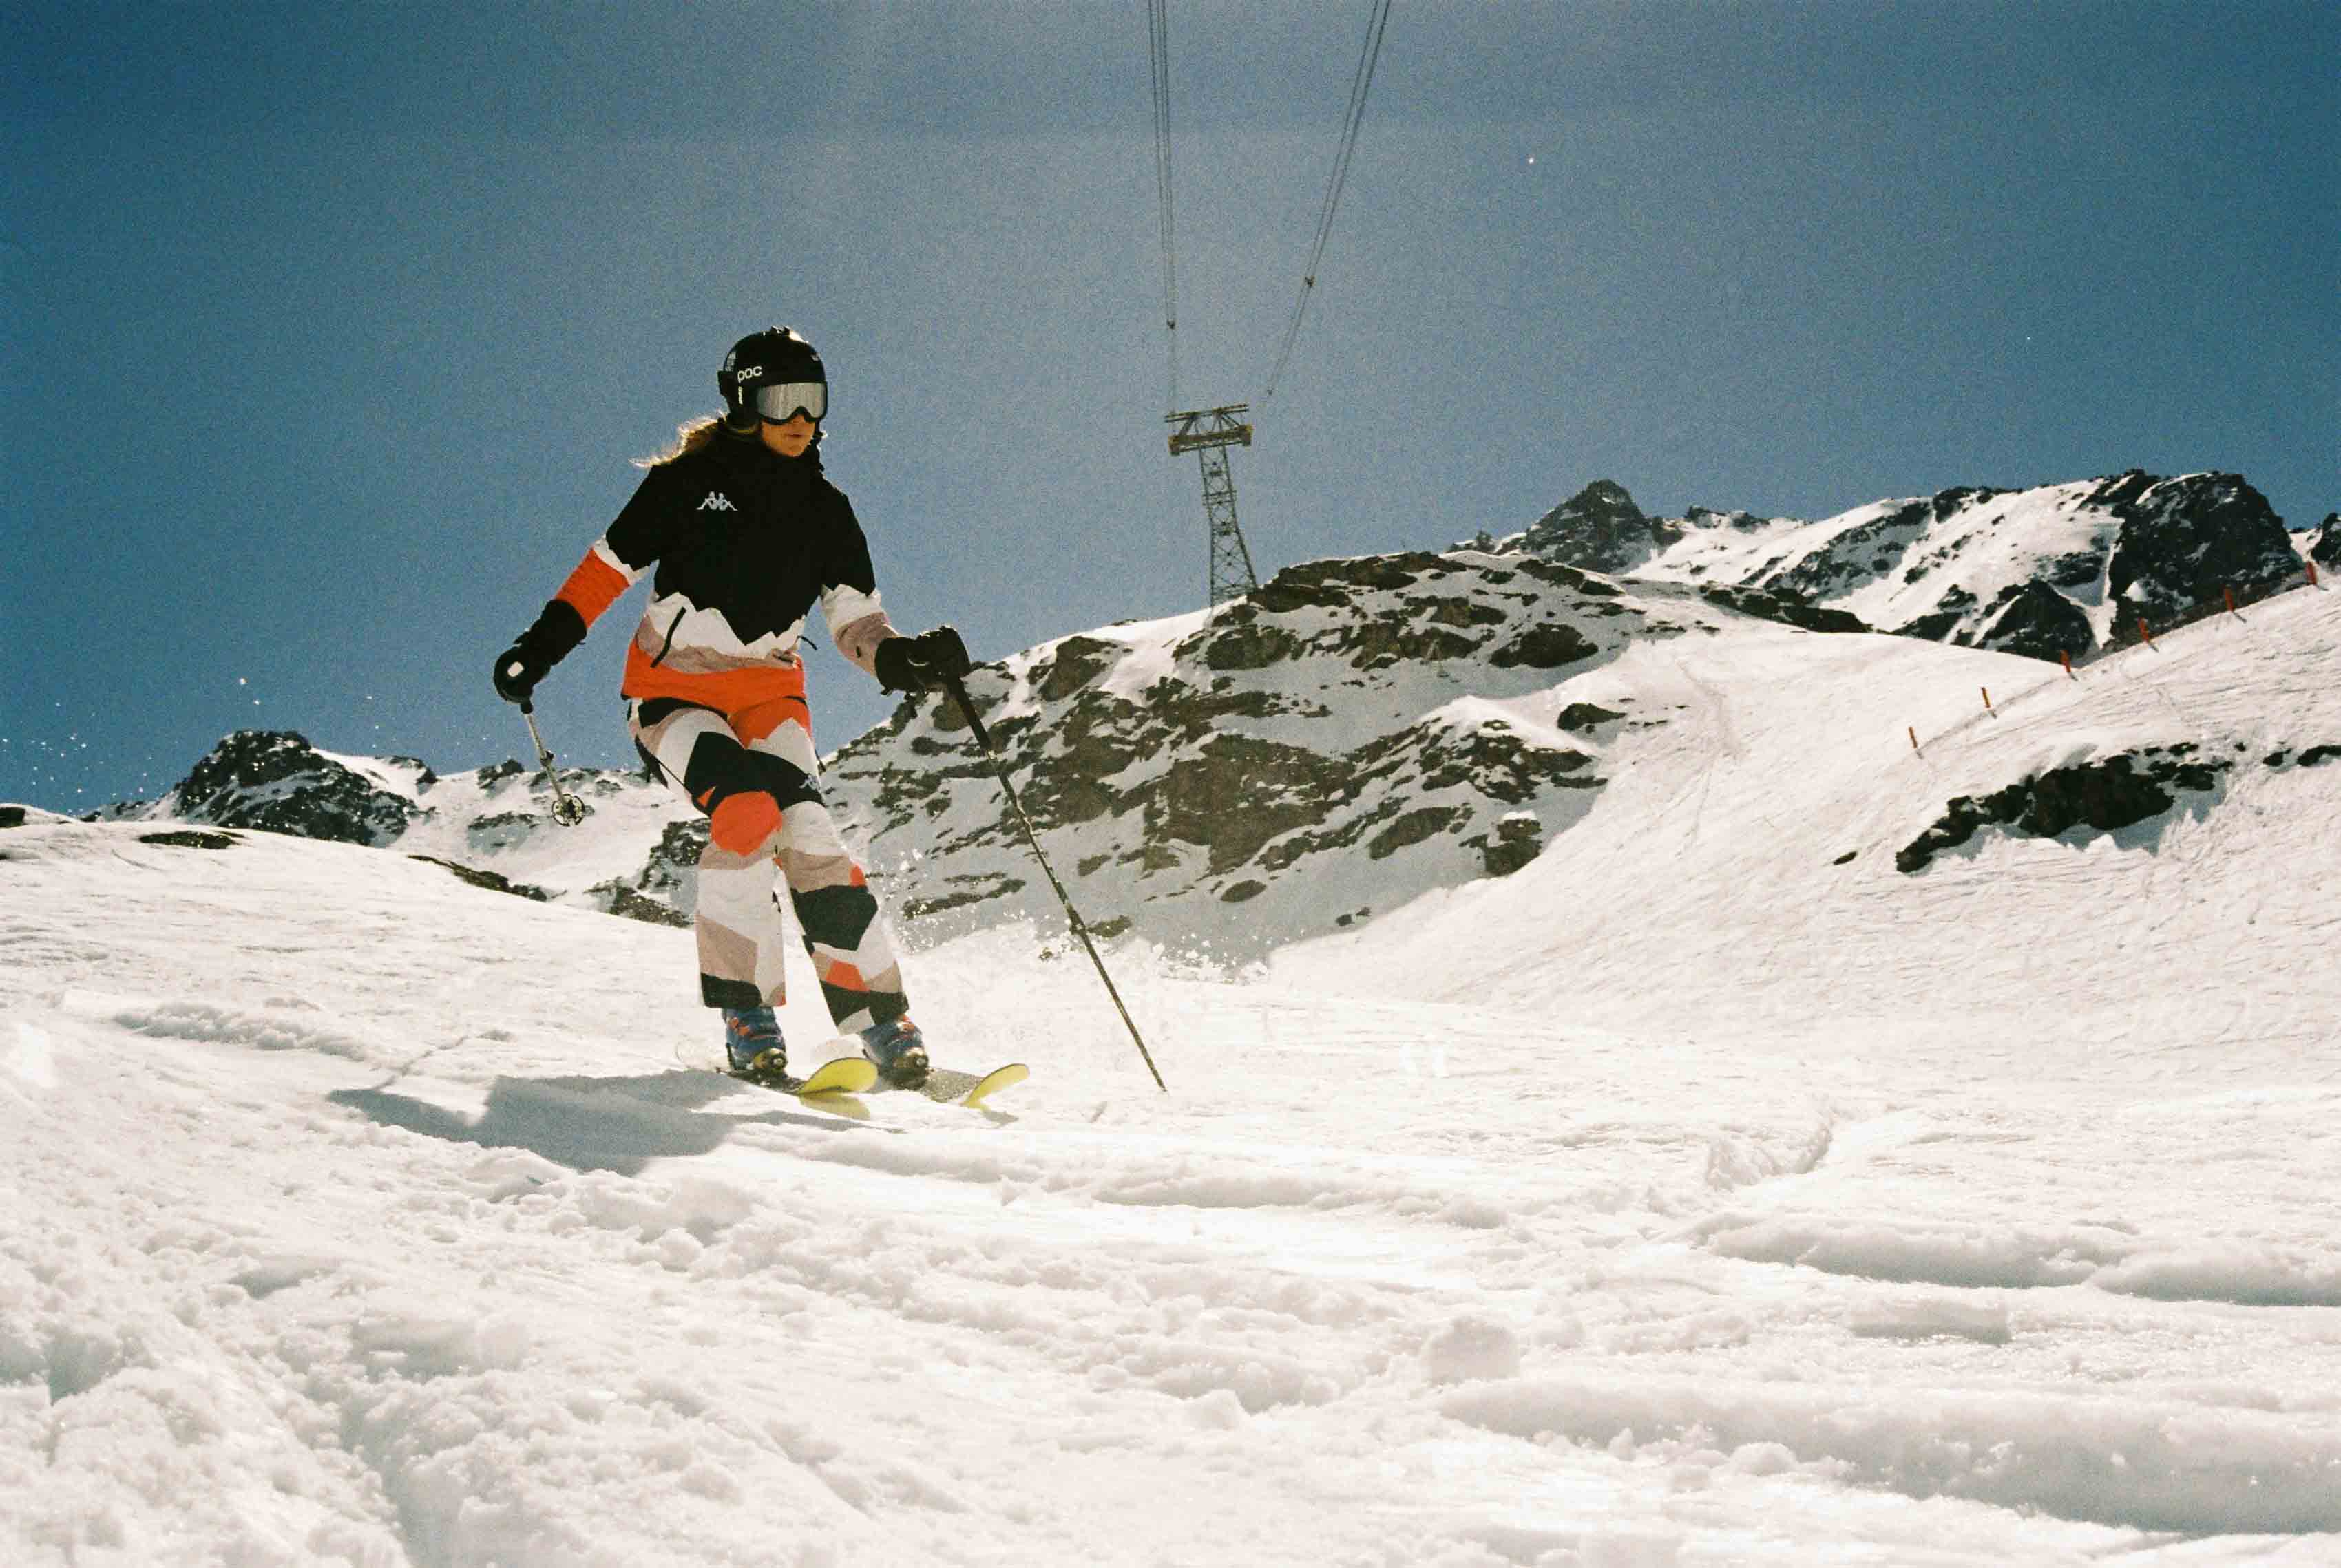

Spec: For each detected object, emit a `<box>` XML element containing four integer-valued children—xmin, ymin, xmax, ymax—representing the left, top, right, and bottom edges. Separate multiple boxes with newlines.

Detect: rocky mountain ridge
<box><xmin>81</xmin><ymin>548</ymin><xmax>1832</xmax><ymax>955</ymax></box>
<box><xmin>823</xmin><ymin>549</ymin><xmax>1686</xmax><ymax>954</ymax></box>
<box><xmin>90</xmin><ymin>730</ymin><xmax>703</xmax><ymax>927</ymax></box>
<box><xmin>67</xmin><ymin>469</ymin><xmax>2331</xmax><ymax>957</ymax></box>
<box><xmin>1504</xmin><ymin>470</ymin><xmax>2317</xmax><ymax>662</ymax></box>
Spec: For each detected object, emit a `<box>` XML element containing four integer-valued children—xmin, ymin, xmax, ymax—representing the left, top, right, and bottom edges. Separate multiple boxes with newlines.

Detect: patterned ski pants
<box><xmin>629</xmin><ymin>694</ymin><xmax>907</xmax><ymax>1034</ymax></box>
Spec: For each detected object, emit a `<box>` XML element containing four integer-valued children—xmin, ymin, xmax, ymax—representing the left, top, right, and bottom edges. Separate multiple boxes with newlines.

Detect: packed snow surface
<box><xmin>5</xmin><ymin>586</ymin><xmax>2340</xmax><ymax>1565</ymax></box>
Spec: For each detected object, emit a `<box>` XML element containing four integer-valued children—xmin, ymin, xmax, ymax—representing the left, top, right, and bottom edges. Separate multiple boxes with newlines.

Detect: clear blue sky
<box><xmin>6</xmin><ymin>1</ymin><xmax>2333</xmax><ymax>809</ymax></box>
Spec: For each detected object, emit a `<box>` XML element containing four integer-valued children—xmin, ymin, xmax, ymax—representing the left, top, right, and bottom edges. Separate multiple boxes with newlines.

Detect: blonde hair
<box><xmin>636</xmin><ymin>414</ymin><xmax>725</xmax><ymax>469</ymax></box>
<box><xmin>635</xmin><ymin>412</ymin><xmax>827</xmax><ymax>469</ymax></box>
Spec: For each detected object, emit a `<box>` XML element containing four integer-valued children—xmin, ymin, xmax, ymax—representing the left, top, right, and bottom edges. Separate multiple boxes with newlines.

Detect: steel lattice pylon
<box><xmin>1166</xmin><ymin>405</ymin><xmax>1259</xmax><ymax>608</ymax></box>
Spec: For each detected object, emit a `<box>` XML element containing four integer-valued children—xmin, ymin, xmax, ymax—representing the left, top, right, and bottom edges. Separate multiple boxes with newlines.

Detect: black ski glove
<box><xmin>492</xmin><ymin>600</ymin><xmax>588</xmax><ymax>706</ymax></box>
<box><xmin>874</xmin><ymin>625</ymin><xmax>974</xmax><ymax>695</ymax></box>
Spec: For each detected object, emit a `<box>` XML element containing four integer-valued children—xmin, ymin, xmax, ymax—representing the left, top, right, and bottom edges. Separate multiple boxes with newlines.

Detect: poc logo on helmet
<box><xmin>697</xmin><ymin>493</ymin><xmax>738</xmax><ymax>512</ymax></box>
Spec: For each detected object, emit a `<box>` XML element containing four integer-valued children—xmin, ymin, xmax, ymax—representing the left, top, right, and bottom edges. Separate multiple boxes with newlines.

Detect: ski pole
<box><xmin>518</xmin><ymin>699</ymin><xmax>589</xmax><ymax>827</ymax></box>
<box><xmin>941</xmin><ymin>671</ymin><xmax>1167</xmax><ymax>1092</ymax></box>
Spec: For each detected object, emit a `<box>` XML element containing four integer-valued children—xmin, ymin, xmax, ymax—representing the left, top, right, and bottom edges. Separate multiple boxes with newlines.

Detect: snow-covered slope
<box><xmin>98</xmin><ymin>729</ymin><xmax>702</xmax><ymax>926</ymax></box>
<box><xmin>823</xmin><ymin>549</ymin><xmax>1881</xmax><ymax>957</ymax></box>
<box><xmin>1513</xmin><ymin>472</ymin><xmax>2309</xmax><ymax>662</ymax></box>
<box><xmin>6</xmin><ymin>583</ymin><xmax>2338</xmax><ymax>1565</ymax></box>
<box><xmin>1275</xmin><ymin>566</ymin><xmax>2341</xmax><ymax>1048</ymax></box>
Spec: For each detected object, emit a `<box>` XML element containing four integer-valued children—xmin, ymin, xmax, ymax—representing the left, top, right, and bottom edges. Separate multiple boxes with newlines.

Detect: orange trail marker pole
<box><xmin>2060</xmin><ymin>648</ymin><xmax>2074</xmax><ymax>677</ymax></box>
<box><xmin>1908</xmin><ymin>725</ymin><xmax>1920</xmax><ymax>752</ymax></box>
<box><xmin>1982</xmin><ymin>686</ymin><xmax>1993</xmax><ymax>711</ymax></box>
<box><xmin>2225</xmin><ymin>587</ymin><xmax>2237</xmax><ymax>616</ymax></box>
<box><xmin>2139</xmin><ymin>617</ymin><xmax>2154</xmax><ymax>646</ymax></box>
<box><xmin>2311</xmin><ymin>560</ymin><xmax>2321</xmax><ymax>588</ymax></box>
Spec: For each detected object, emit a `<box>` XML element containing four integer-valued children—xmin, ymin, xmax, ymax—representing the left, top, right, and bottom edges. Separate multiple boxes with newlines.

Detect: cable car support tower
<box><xmin>1167</xmin><ymin>404</ymin><xmax>1257</xmax><ymax>607</ymax></box>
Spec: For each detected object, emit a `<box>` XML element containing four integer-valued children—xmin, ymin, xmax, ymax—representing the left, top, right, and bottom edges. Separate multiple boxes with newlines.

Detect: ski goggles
<box><xmin>751</xmin><ymin>381</ymin><xmax>827</xmax><ymax>423</ymax></box>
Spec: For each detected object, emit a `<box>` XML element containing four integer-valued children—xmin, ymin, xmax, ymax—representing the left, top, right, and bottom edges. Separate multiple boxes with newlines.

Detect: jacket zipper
<box><xmin>650</xmin><ymin>606</ymin><xmax>687</xmax><ymax>666</ymax></box>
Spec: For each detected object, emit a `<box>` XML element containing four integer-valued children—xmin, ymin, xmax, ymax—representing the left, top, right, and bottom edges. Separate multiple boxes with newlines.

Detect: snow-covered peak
<box><xmin>1498</xmin><ymin>471</ymin><xmax>2307</xmax><ymax>663</ymax></box>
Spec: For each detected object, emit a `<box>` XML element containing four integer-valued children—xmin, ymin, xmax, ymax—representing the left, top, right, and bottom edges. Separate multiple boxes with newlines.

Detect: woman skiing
<box><xmin>492</xmin><ymin>326</ymin><xmax>972</xmax><ymax>1089</ymax></box>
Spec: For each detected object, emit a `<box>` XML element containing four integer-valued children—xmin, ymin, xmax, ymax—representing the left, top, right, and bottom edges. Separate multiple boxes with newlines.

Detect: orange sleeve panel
<box><xmin>554</xmin><ymin>547</ymin><xmax>632</xmax><ymax>628</ymax></box>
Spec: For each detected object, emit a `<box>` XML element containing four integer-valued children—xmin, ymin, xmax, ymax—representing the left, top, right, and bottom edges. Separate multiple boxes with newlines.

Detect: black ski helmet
<box><xmin>718</xmin><ymin>326</ymin><xmax>826</xmax><ymax>433</ymax></box>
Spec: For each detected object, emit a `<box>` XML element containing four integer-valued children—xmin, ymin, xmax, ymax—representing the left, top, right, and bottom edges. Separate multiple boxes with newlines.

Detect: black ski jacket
<box><xmin>527</xmin><ymin>432</ymin><xmax>896</xmax><ymax>709</ymax></box>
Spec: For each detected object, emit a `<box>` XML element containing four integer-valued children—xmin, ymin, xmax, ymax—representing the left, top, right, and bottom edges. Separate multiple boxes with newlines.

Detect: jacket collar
<box><xmin>714</xmin><ymin>427</ymin><xmax>823</xmax><ymax>479</ymax></box>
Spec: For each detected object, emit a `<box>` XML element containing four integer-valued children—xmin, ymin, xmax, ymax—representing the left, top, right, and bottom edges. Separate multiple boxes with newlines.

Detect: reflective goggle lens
<box><xmin>753</xmin><ymin>381</ymin><xmax>827</xmax><ymax>423</ymax></box>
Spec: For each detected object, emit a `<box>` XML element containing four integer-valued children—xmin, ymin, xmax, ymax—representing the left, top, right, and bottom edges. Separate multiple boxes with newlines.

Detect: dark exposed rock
<box><xmin>1767</xmin><ymin>499</ymin><xmax>1935</xmax><ymax>601</ymax></box>
<box><xmin>1369</xmin><ymin>806</ymin><xmax>1465</xmax><ymax>860</ymax></box>
<box><xmin>139</xmin><ymin>829</ymin><xmax>238</xmax><ymax>850</ymax></box>
<box><xmin>1931</xmin><ymin>485</ymin><xmax>2009</xmax><ymax>519</ymax></box>
<box><xmin>1250</xmin><ymin>556</ymin><xmax>1386</xmax><ymax>610</ymax></box>
<box><xmin>1489</xmin><ymin>622</ymin><xmax>1597</xmax><ymax>670</ymax></box>
<box><xmin>1410</xmin><ymin>595</ymin><xmax>1509</xmax><ymax>630</ymax></box>
<box><xmin>1522</xmin><ymin>480</ymin><xmax>1677</xmax><ymax>575</ymax></box>
<box><xmin>1320</xmin><ymin>598</ymin><xmax>1489</xmax><ymax>668</ymax></box>
<box><xmin>1258</xmin><ymin>552</ymin><xmax>1438</xmax><ymax>597</ymax></box>
<box><xmin>1513</xmin><ymin>557</ymin><xmax>1624</xmax><ymax>597</ymax></box>
<box><xmin>1683</xmin><ymin>505</ymin><xmax>1768</xmax><ymax>531</ymax></box>
<box><xmin>169</xmin><ymin>731</ymin><xmax>421</xmax><ymax>847</ymax></box>
<box><xmin>1897</xmin><ymin>746</ymin><xmax>2230</xmax><ymax>873</ymax></box>
<box><xmin>1204</xmin><ymin>621</ymin><xmax>1303</xmax><ymax>672</ymax></box>
<box><xmin>476</xmin><ymin>759</ymin><xmax>526</xmax><ymax>787</ymax></box>
<box><xmin>1896</xmin><ymin>608</ymin><xmax>1964</xmax><ymax>641</ymax></box>
<box><xmin>407</xmin><ymin>855</ymin><xmax>552</xmax><ymax>901</ymax></box>
<box><xmin>1896</xmin><ymin>582</ymin><xmax>1977</xmax><ymax>642</ymax></box>
<box><xmin>1036</xmin><ymin>635</ymin><xmax>1120</xmax><ymax>702</ymax></box>
<box><xmin>593</xmin><ymin>880</ymin><xmax>692</xmax><ymax>928</ymax></box>
<box><xmin>1152</xmin><ymin>733</ymin><xmax>1351</xmax><ymax>876</ymax></box>
<box><xmin>2041</xmin><ymin>550</ymin><xmax>2104</xmax><ymax>590</ymax></box>
<box><xmin>636</xmin><ymin>818</ymin><xmax>709</xmax><ymax>911</ymax></box>
<box><xmin>2309</xmin><ymin>515</ymin><xmax>2341</xmax><ymax>569</ymax></box>
<box><xmin>1557</xmin><ymin>703</ymin><xmax>1626</xmax><ymax>733</ymax></box>
<box><xmin>903</xmin><ymin>873</ymin><xmax>1027</xmax><ymax>920</ymax></box>
<box><xmin>1250</xmin><ymin>576</ymin><xmax>1353</xmax><ymax>613</ymax></box>
<box><xmin>1969</xmin><ymin>579</ymin><xmax>2095</xmax><ymax>662</ymax></box>
<box><xmin>1697</xmin><ymin>585</ymin><xmax>1873</xmax><ymax>636</ymax></box>
<box><xmin>1015</xmin><ymin>721</ymin><xmax>1139</xmax><ymax>828</ymax></box>
<box><xmin>1483</xmin><ymin>812</ymin><xmax>1544</xmax><ymax>876</ymax></box>
<box><xmin>0</xmin><ymin>807</ymin><xmax>26</xmax><ymax>829</ymax></box>
<box><xmin>2099</xmin><ymin>472</ymin><xmax>2300</xmax><ymax>631</ymax></box>
<box><xmin>1396</xmin><ymin>721</ymin><xmax>1593</xmax><ymax>803</ymax></box>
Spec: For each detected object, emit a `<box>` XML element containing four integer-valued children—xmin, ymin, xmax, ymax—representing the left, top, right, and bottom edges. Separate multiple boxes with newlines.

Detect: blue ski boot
<box><xmin>722</xmin><ymin>1006</ymin><xmax>788</xmax><ymax>1081</ymax></box>
<box><xmin>859</xmin><ymin>1017</ymin><xmax>930</xmax><ymax>1089</ymax></box>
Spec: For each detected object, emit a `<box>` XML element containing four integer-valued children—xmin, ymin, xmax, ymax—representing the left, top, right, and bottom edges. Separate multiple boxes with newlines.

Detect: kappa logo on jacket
<box><xmin>697</xmin><ymin>492</ymin><xmax>738</xmax><ymax>513</ymax></box>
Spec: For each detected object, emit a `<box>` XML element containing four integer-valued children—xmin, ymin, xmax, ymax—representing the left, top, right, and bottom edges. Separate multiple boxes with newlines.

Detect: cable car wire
<box><xmin>1144</xmin><ymin>0</ymin><xmax>1181</xmax><ymax>414</ymax></box>
<box><xmin>1258</xmin><ymin>0</ymin><xmax>1392</xmax><ymax>413</ymax></box>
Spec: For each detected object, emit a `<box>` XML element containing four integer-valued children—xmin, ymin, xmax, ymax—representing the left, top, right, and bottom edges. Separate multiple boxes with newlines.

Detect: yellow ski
<box><xmin>919</xmin><ymin>1063</ymin><xmax>1029</xmax><ymax>1110</ymax></box>
<box><xmin>727</xmin><ymin>1054</ymin><xmax>876</xmax><ymax>1101</ymax></box>
<box><xmin>792</xmin><ymin>1055</ymin><xmax>879</xmax><ymax>1096</ymax></box>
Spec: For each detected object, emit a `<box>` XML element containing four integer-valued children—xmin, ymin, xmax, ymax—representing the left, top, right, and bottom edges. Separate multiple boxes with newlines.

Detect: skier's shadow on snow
<box><xmin>328</xmin><ymin>1069</ymin><xmax>882</xmax><ymax>1177</ymax></box>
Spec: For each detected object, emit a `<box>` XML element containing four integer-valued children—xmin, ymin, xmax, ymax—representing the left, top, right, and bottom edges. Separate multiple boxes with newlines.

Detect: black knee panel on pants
<box><xmin>680</xmin><ymin>728</ymin><xmax>823</xmax><ymax>815</ymax></box>
<box><xmin>792</xmin><ymin>883</ymin><xmax>880</xmax><ymax>950</ymax></box>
